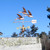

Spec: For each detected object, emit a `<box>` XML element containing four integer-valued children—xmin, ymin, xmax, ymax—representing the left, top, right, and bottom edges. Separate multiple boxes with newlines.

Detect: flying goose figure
<box><xmin>24</xmin><ymin>10</ymin><xmax>33</xmax><ymax>17</ymax></box>
<box><xmin>15</xmin><ymin>14</ymin><xmax>24</xmax><ymax>20</ymax></box>
<box><xmin>19</xmin><ymin>7</ymin><xmax>27</xmax><ymax>14</ymax></box>
<box><xmin>27</xmin><ymin>10</ymin><xmax>33</xmax><ymax>17</ymax></box>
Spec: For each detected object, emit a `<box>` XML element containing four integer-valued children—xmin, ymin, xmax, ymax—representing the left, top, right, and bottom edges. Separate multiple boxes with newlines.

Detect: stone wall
<box><xmin>0</xmin><ymin>37</ymin><xmax>41</xmax><ymax>46</ymax></box>
<box><xmin>0</xmin><ymin>37</ymin><xmax>42</xmax><ymax>50</ymax></box>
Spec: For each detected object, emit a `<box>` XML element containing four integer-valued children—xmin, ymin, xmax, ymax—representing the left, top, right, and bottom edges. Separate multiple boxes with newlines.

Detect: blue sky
<box><xmin>0</xmin><ymin>0</ymin><xmax>50</xmax><ymax>37</ymax></box>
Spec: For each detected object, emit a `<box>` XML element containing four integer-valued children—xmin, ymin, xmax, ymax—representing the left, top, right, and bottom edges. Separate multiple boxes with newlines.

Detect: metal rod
<box><xmin>13</xmin><ymin>20</ymin><xmax>37</xmax><ymax>23</ymax></box>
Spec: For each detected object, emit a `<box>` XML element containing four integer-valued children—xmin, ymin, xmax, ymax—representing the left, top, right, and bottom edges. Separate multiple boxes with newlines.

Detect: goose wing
<box><xmin>23</xmin><ymin>7</ymin><xmax>26</xmax><ymax>12</ymax></box>
<box><xmin>17</xmin><ymin>14</ymin><xmax>22</xmax><ymax>18</ymax></box>
<box><xmin>28</xmin><ymin>10</ymin><xmax>32</xmax><ymax>15</ymax></box>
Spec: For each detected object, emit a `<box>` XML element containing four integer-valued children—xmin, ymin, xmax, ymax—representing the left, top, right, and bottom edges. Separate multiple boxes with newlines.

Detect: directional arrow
<box><xmin>13</xmin><ymin>20</ymin><xmax>37</xmax><ymax>23</ymax></box>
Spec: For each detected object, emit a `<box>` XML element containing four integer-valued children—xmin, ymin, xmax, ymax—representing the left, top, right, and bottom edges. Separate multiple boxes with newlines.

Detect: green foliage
<box><xmin>39</xmin><ymin>32</ymin><xmax>47</xmax><ymax>38</ymax></box>
<box><xmin>47</xmin><ymin>15</ymin><xmax>50</xmax><ymax>19</ymax></box>
<box><xmin>0</xmin><ymin>32</ymin><xmax>3</xmax><ymax>35</ymax></box>
<box><xmin>11</xmin><ymin>32</ymin><xmax>18</xmax><ymax>37</ymax></box>
<box><xmin>47</xmin><ymin>7</ymin><xmax>50</xmax><ymax>12</ymax></box>
<box><xmin>30</xmin><ymin>24</ymin><xmax>38</xmax><ymax>37</ymax></box>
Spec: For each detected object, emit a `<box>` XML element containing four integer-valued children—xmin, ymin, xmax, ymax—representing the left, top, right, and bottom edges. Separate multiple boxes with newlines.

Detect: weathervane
<box><xmin>13</xmin><ymin>7</ymin><xmax>37</xmax><ymax>32</ymax></box>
